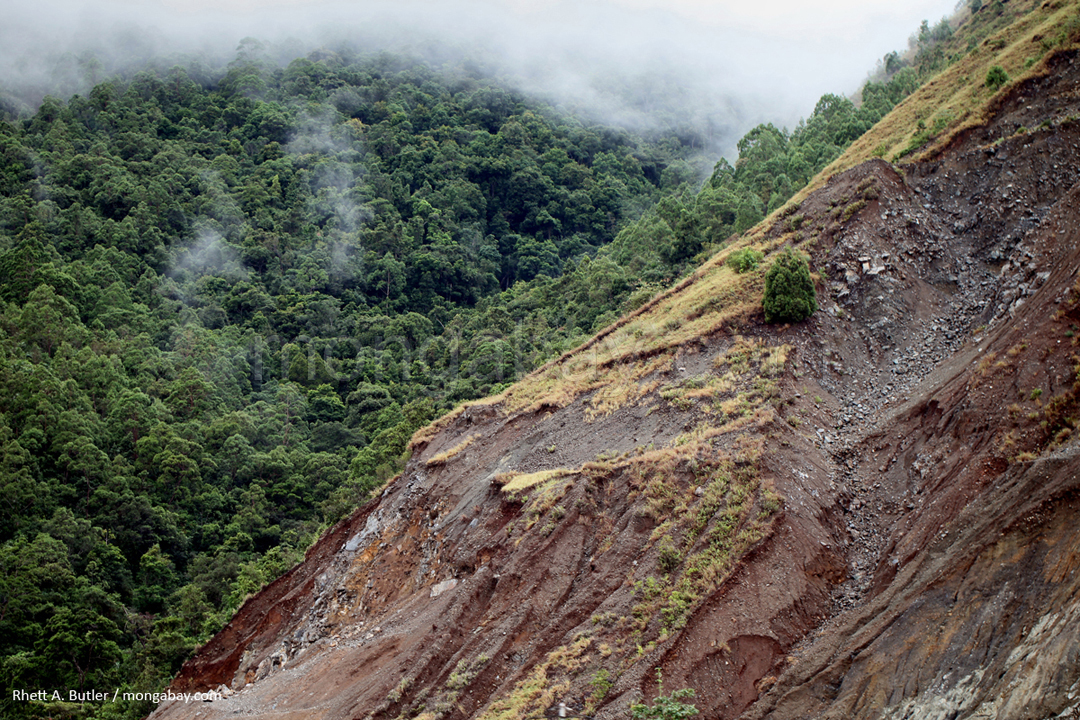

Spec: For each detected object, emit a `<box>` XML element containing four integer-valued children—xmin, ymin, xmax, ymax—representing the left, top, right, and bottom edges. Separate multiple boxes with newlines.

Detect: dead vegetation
<box><xmin>426</xmin><ymin>433</ymin><xmax>480</xmax><ymax>467</ymax></box>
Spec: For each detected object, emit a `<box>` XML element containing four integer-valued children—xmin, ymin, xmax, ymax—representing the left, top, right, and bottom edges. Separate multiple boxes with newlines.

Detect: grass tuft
<box><xmin>498</xmin><ymin>468</ymin><xmax>577</xmax><ymax>493</ymax></box>
<box><xmin>426</xmin><ymin>433</ymin><xmax>480</xmax><ymax>467</ymax></box>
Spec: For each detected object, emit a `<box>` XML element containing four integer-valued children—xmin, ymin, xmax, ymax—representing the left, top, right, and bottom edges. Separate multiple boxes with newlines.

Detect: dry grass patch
<box><xmin>626</xmin><ymin>450</ymin><xmax>783</xmax><ymax>632</ymax></box>
<box><xmin>584</xmin><ymin>356</ymin><xmax>671</xmax><ymax>421</ymax></box>
<box><xmin>686</xmin><ymin>375</ymin><xmax>734</xmax><ymax>399</ymax></box>
<box><xmin>500</xmin><ymin>341</ymin><xmax>673</xmax><ymax>416</ymax></box>
<box><xmin>671</xmin><ymin>420</ymin><xmax>736</xmax><ymax>448</ymax></box>
<box><xmin>426</xmin><ymin>433</ymin><xmax>480</xmax><ymax>467</ymax></box>
<box><xmin>478</xmin><ymin>634</ymin><xmax>593</xmax><ymax>720</ymax></box>
<box><xmin>760</xmin><ymin>345</ymin><xmax>790</xmax><ymax>377</ymax></box>
<box><xmin>498</xmin><ymin>468</ymin><xmax>577</xmax><ymax>493</ymax></box>
<box><xmin>409</xmin><ymin>404</ymin><xmax>470</xmax><ymax>451</ymax></box>
<box><xmin>714</xmin><ymin>335</ymin><xmax>766</xmax><ymax>371</ymax></box>
<box><xmin>499</xmin><ymin>248</ymin><xmax>765</xmax><ymax>417</ymax></box>
<box><xmin>409</xmin><ymin>395</ymin><xmax>504</xmax><ymax>451</ymax></box>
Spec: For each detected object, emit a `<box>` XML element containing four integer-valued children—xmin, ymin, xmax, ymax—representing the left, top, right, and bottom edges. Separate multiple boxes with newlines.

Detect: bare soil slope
<box><xmin>152</xmin><ymin>50</ymin><xmax>1080</xmax><ymax>720</ymax></box>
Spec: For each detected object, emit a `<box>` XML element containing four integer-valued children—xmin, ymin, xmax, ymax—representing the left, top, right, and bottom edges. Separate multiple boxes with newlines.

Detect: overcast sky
<box><xmin>2</xmin><ymin>0</ymin><xmax>961</xmax><ymax>158</ymax></box>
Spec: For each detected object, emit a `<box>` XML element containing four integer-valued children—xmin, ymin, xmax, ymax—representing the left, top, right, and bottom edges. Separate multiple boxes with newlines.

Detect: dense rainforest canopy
<box><xmin>0</xmin><ymin>30</ymin><xmax>930</xmax><ymax>719</ymax></box>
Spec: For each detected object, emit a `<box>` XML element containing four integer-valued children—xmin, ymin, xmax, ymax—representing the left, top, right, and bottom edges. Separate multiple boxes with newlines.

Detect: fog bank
<box><xmin>0</xmin><ymin>0</ymin><xmax>959</xmax><ymax>160</ymax></box>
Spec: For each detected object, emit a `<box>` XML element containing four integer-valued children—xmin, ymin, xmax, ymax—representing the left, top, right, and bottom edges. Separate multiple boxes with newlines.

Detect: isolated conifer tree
<box><xmin>763</xmin><ymin>247</ymin><xmax>817</xmax><ymax>323</ymax></box>
<box><xmin>985</xmin><ymin>65</ymin><xmax>1009</xmax><ymax>91</ymax></box>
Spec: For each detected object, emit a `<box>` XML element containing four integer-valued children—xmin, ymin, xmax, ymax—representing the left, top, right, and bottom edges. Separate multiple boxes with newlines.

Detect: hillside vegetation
<box><xmin>805</xmin><ymin>0</ymin><xmax>1077</xmax><ymax>185</ymax></box>
<box><xmin>2</xmin><ymin>1</ymin><xmax>1069</xmax><ymax>717</ymax></box>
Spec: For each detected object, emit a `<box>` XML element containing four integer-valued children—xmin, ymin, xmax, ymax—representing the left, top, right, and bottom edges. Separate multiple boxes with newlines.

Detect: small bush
<box><xmin>588</xmin><ymin>669</ymin><xmax>613</xmax><ymax>707</ymax></box>
<box><xmin>631</xmin><ymin>669</ymin><xmax>700</xmax><ymax>719</ymax></box>
<box><xmin>658</xmin><ymin>540</ymin><xmax>682</xmax><ymax>573</ymax></box>
<box><xmin>763</xmin><ymin>248</ymin><xmax>817</xmax><ymax>324</ymax></box>
<box><xmin>986</xmin><ymin>65</ymin><xmax>1009</xmax><ymax>91</ymax></box>
<box><xmin>840</xmin><ymin>199</ymin><xmax>868</xmax><ymax>222</ymax></box>
<box><xmin>727</xmin><ymin>248</ymin><xmax>764</xmax><ymax>273</ymax></box>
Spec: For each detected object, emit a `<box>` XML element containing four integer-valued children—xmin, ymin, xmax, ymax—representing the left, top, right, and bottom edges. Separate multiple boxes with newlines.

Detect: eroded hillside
<box><xmin>152</xmin><ymin>46</ymin><xmax>1080</xmax><ymax>720</ymax></box>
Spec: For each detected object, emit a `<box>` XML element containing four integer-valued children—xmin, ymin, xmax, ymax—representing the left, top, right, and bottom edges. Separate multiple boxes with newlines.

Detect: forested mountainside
<box><xmin>0</xmin><ymin>1</ymin><xmax>1044</xmax><ymax>717</ymax></box>
<box><xmin>148</xmin><ymin>0</ymin><xmax>1080</xmax><ymax>718</ymax></box>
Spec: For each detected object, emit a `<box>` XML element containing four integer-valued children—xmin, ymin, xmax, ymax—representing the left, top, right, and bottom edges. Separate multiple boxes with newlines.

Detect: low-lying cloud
<box><xmin>1</xmin><ymin>0</ymin><xmax>958</xmax><ymax>161</ymax></box>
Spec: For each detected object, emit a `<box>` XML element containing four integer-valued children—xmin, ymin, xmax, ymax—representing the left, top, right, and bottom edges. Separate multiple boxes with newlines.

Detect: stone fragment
<box><xmin>430</xmin><ymin>578</ymin><xmax>459</xmax><ymax>598</ymax></box>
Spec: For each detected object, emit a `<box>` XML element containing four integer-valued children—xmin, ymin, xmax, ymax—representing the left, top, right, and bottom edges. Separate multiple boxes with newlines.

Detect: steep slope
<box><xmin>153</xmin><ymin>293</ymin><xmax>848</xmax><ymax>720</ymax></box>
<box><xmin>152</xmin><ymin>47</ymin><xmax>1080</xmax><ymax>720</ymax></box>
<box><xmin>750</xmin><ymin>48</ymin><xmax>1080</xmax><ymax>719</ymax></box>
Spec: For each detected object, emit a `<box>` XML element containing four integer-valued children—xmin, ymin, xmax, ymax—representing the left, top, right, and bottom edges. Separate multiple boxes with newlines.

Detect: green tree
<box><xmin>763</xmin><ymin>248</ymin><xmax>817</xmax><ymax>323</ymax></box>
<box><xmin>307</xmin><ymin>384</ymin><xmax>346</xmax><ymax>423</ymax></box>
<box><xmin>0</xmin><ymin>533</ymin><xmax>76</xmax><ymax>657</ymax></box>
<box><xmin>38</xmin><ymin>582</ymin><xmax>124</xmax><ymax>690</ymax></box>
<box><xmin>985</xmin><ymin>65</ymin><xmax>1009</xmax><ymax>91</ymax></box>
<box><xmin>134</xmin><ymin>543</ymin><xmax>178</xmax><ymax>613</ymax></box>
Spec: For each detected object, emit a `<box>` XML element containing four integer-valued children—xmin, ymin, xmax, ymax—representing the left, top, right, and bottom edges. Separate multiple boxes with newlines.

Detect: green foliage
<box><xmin>839</xmin><ymin>199</ymin><xmax>868</xmax><ymax>222</ymax></box>
<box><xmin>657</xmin><ymin>539</ymin><xmax>683</xmax><ymax>572</ymax></box>
<box><xmin>763</xmin><ymin>248</ymin><xmax>817</xmax><ymax>324</ymax></box>
<box><xmin>985</xmin><ymin>65</ymin><xmax>1010</xmax><ymax>91</ymax></box>
<box><xmin>726</xmin><ymin>248</ymin><xmax>764</xmax><ymax>274</ymax></box>
<box><xmin>588</xmin><ymin>668</ymin><xmax>613</xmax><ymax>705</ymax></box>
<box><xmin>631</xmin><ymin>670</ymin><xmax>700</xmax><ymax>719</ymax></box>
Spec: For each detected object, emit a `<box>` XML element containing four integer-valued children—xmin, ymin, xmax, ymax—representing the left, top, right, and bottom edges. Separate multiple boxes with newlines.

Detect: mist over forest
<box><xmin>1</xmin><ymin>0</ymin><xmax>956</xmax><ymax>161</ymax></box>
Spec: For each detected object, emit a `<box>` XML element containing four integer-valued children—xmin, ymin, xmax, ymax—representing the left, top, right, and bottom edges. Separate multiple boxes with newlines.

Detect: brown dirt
<box><xmin>152</xmin><ymin>48</ymin><xmax>1080</xmax><ymax>720</ymax></box>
